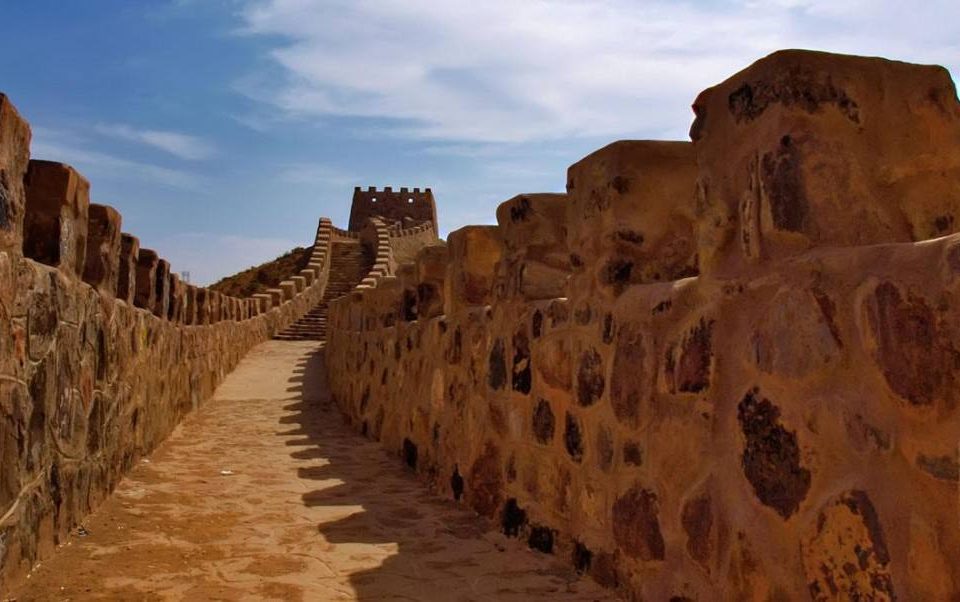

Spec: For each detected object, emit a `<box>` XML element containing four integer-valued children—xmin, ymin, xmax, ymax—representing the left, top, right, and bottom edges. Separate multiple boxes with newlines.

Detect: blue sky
<box><xmin>1</xmin><ymin>0</ymin><xmax>957</xmax><ymax>284</ymax></box>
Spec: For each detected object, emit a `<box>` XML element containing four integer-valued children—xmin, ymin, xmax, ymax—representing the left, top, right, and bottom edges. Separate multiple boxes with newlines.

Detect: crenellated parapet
<box><xmin>325</xmin><ymin>50</ymin><xmax>960</xmax><ymax>600</ymax></box>
<box><xmin>348</xmin><ymin>185</ymin><xmax>438</xmax><ymax>232</ymax></box>
<box><xmin>0</xmin><ymin>93</ymin><xmax>339</xmax><ymax>589</ymax></box>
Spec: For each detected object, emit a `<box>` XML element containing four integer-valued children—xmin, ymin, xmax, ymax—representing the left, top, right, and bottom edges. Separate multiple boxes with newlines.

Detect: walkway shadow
<box><xmin>280</xmin><ymin>348</ymin><xmax>610</xmax><ymax>601</ymax></box>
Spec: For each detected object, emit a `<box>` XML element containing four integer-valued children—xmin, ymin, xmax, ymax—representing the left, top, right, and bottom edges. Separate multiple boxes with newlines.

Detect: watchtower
<box><xmin>348</xmin><ymin>186</ymin><xmax>438</xmax><ymax>232</ymax></box>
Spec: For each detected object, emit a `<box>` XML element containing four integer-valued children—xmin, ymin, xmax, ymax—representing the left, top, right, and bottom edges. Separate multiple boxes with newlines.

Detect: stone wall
<box><xmin>325</xmin><ymin>50</ymin><xmax>960</xmax><ymax>600</ymax></box>
<box><xmin>0</xmin><ymin>94</ymin><xmax>335</xmax><ymax>589</ymax></box>
<box><xmin>348</xmin><ymin>186</ymin><xmax>438</xmax><ymax>232</ymax></box>
<box><xmin>387</xmin><ymin>221</ymin><xmax>438</xmax><ymax>266</ymax></box>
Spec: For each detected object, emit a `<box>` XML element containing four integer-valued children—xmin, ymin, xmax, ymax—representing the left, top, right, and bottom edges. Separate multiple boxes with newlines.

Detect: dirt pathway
<box><xmin>8</xmin><ymin>341</ymin><xmax>612</xmax><ymax>601</ymax></box>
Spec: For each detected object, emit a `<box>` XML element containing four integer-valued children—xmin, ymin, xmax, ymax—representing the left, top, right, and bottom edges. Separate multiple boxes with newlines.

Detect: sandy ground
<box><xmin>8</xmin><ymin>341</ymin><xmax>613</xmax><ymax>601</ymax></box>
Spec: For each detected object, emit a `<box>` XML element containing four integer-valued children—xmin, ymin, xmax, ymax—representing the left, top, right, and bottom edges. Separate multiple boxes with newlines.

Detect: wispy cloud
<box><xmin>234</xmin><ymin>0</ymin><xmax>960</xmax><ymax>143</ymax></box>
<box><xmin>94</xmin><ymin>123</ymin><xmax>216</xmax><ymax>160</ymax></box>
<box><xmin>31</xmin><ymin>126</ymin><xmax>204</xmax><ymax>191</ymax></box>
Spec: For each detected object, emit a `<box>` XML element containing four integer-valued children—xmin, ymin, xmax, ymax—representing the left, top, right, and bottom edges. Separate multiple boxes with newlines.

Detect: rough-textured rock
<box><xmin>325</xmin><ymin>51</ymin><xmax>960</xmax><ymax>599</ymax></box>
<box><xmin>23</xmin><ymin>161</ymin><xmax>89</xmax><ymax>277</ymax></box>
<box><xmin>692</xmin><ymin>49</ymin><xmax>960</xmax><ymax>274</ymax></box>
<box><xmin>0</xmin><ymin>94</ymin><xmax>339</xmax><ymax>590</ymax></box>
<box><xmin>495</xmin><ymin>193</ymin><xmax>571</xmax><ymax>300</ymax></box>
<box><xmin>0</xmin><ymin>94</ymin><xmax>31</xmax><ymax>256</ymax></box>
<box><xmin>801</xmin><ymin>490</ymin><xmax>895</xmax><ymax>600</ymax></box>
<box><xmin>444</xmin><ymin>226</ymin><xmax>502</xmax><ymax>314</ymax></box>
<box><xmin>5</xmin><ymin>48</ymin><xmax>939</xmax><ymax>601</ymax></box>
<box><xmin>82</xmin><ymin>204</ymin><xmax>121</xmax><ymax>295</ymax></box>
<box><xmin>117</xmin><ymin>233</ymin><xmax>138</xmax><ymax>304</ymax></box>
<box><xmin>134</xmin><ymin>249</ymin><xmax>158</xmax><ymax>312</ymax></box>
<box><xmin>566</xmin><ymin>141</ymin><xmax>698</xmax><ymax>300</ymax></box>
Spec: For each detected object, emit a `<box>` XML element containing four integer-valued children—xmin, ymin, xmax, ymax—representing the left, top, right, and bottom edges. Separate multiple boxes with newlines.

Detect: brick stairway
<box><xmin>273</xmin><ymin>240</ymin><xmax>372</xmax><ymax>341</ymax></box>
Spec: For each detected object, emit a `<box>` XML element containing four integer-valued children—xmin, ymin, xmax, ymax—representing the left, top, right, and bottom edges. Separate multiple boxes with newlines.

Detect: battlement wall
<box><xmin>0</xmin><ymin>93</ymin><xmax>336</xmax><ymax>588</ymax></box>
<box><xmin>325</xmin><ymin>50</ymin><xmax>960</xmax><ymax>600</ymax></box>
<box><xmin>348</xmin><ymin>186</ymin><xmax>438</xmax><ymax>232</ymax></box>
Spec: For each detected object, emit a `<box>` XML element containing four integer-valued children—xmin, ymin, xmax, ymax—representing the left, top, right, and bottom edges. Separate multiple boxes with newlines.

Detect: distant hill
<box><xmin>208</xmin><ymin>246</ymin><xmax>313</xmax><ymax>298</ymax></box>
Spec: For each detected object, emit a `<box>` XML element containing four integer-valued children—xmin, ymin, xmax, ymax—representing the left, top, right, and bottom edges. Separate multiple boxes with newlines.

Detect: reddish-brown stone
<box><xmin>468</xmin><ymin>442</ymin><xmax>502</xmax><ymax>518</ymax></box>
<box><xmin>134</xmin><ymin>249</ymin><xmax>159</xmax><ymax>312</ymax></box>
<box><xmin>82</xmin><ymin>204</ymin><xmax>121</xmax><ymax>295</ymax></box>
<box><xmin>0</xmin><ymin>94</ymin><xmax>31</xmax><ymax>256</ymax></box>
<box><xmin>23</xmin><ymin>160</ymin><xmax>90</xmax><ymax>277</ymax></box>
<box><xmin>612</xmin><ymin>485</ymin><xmax>665</xmax><ymax>561</ymax></box>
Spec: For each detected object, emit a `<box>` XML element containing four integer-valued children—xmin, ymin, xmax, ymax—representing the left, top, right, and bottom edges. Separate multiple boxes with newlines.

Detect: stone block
<box><xmin>194</xmin><ymin>287</ymin><xmax>208</xmax><ymax>324</ymax></box>
<box><xmin>266</xmin><ymin>288</ymin><xmax>283</xmax><ymax>307</ymax></box>
<box><xmin>691</xmin><ymin>49</ymin><xmax>960</xmax><ymax>274</ymax></box>
<box><xmin>444</xmin><ymin>226</ymin><xmax>502</xmax><ymax>315</ymax></box>
<box><xmin>117</xmin><ymin>233</ymin><xmax>138</xmax><ymax>304</ymax></box>
<box><xmin>254</xmin><ymin>293</ymin><xmax>272</xmax><ymax>312</ymax></box>
<box><xmin>133</xmin><ymin>249</ymin><xmax>158</xmax><ymax>311</ymax></box>
<box><xmin>292</xmin><ymin>275</ymin><xmax>307</xmax><ymax>293</ymax></box>
<box><xmin>167</xmin><ymin>273</ymin><xmax>182</xmax><ymax>321</ymax></box>
<box><xmin>416</xmin><ymin>244</ymin><xmax>448</xmax><ymax>319</ymax></box>
<box><xmin>209</xmin><ymin>291</ymin><xmax>221</xmax><ymax>323</ymax></box>
<box><xmin>299</xmin><ymin>269</ymin><xmax>315</xmax><ymax>286</ymax></box>
<box><xmin>0</xmin><ymin>94</ymin><xmax>31</xmax><ymax>257</ymax></box>
<box><xmin>82</xmin><ymin>204</ymin><xmax>121</xmax><ymax>295</ymax></box>
<box><xmin>280</xmin><ymin>281</ymin><xmax>296</xmax><ymax>301</ymax></box>
<box><xmin>496</xmin><ymin>193</ymin><xmax>571</xmax><ymax>300</ymax></box>
<box><xmin>496</xmin><ymin>193</ymin><xmax>568</xmax><ymax>257</ymax></box>
<box><xmin>23</xmin><ymin>160</ymin><xmax>90</xmax><ymax>277</ymax></box>
<box><xmin>183</xmin><ymin>285</ymin><xmax>198</xmax><ymax>325</ymax></box>
<box><xmin>153</xmin><ymin>259</ymin><xmax>171</xmax><ymax>319</ymax></box>
<box><xmin>566</xmin><ymin>141</ymin><xmax>698</xmax><ymax>298</ymax></box>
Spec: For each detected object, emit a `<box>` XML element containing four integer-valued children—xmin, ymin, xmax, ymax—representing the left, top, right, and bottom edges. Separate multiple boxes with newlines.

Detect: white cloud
<box><xmin>94</xmin><ymin>123</ymin><xmax>216</xmax><ymax>160</ymax></box>
<box><xmin>234</xmin><ymin>0</ymin><xmax>960</xmax><ymax>143</ymax></box>
<box><xmin>30</xmin><ymin>127</ymin><xmax>203</xmax><ymax>190</ymax></box>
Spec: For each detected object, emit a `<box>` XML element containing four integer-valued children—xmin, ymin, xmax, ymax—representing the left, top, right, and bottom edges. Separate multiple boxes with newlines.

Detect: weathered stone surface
<box><xmin>23</xmin><ymin>161</ymin><xmax>90</xmax><ymax>277</ymax></box>
<box><xmin>575</xmin><ymin>347</ymin><xmax>604</xmax><ymax>407</ymax></box>
<box><xmin>864</xmin><ymin>281</ymin><xmax>959</xmax><ymax>410</ymax></box>
<box><xmin>116</xmin><ymin>233</ymin><xmax>138</xmax><ymax>304</ymax></box>
<box><xmin>444</xmin><ymin>226</ymin><xmax>502</xmax><ymax>314</ymax></box>
<box><xmin>692</xmin><ymin>49</ymin><xmax>960</xmax><ymax>274</ymax></box>
<box><xmin>82</xmin><ymin>204</ymin><xmax>121</xmax><ymax>295</ymax></box>
<box><xmin>737</xmin><ymin>389</ymin><xmax>810</xmax><ymax>518</ymax></box>
<box><xmin>0</xmin><ymin>163</ymin><xmax>335</xmax><ymax>591</ymax></box>
<box><xmin>610</xmin><ymin>323</ymin><xmax>645</xmax><ymax>424</ymax></box>
<box><xmin>306</xmin><ymin>50</ymin><xmax>960</xmax><ymax>601</ymax></box>
<box><xmin>801</xmin><ymin>490</ymin><xmax>895</xmax><ymax>600</ymax></box>
<box><xmin>133</xmin><ymin>249</ymin><xmax>158</xmax><ymax>312</ymax></box>
<box><xmin>468</xmin><ymin>442</ymin><xmax>502</xmax><ymax>518</ymax></box>
<box><xmin>153</xmin><ymin>259</ymin><xmax>171</xmax><ymax>319</ymax></box>
<box><xmin>665</xmin><ymin>318</ymin><xmax>713</xmax><ymax>394</ymax></box>
<box><xmin>612</xmin><ymin>485</ymin><xmax>665</xmax><ymax>561</ymax></box>
<box><xmin>531</xmin><ymin>399</ymin><xmax>555</xmax><ymax>444</ymax></box>
<box><xmin>0</xmin><ymin>94</ymin><xmax>31</xmax><ymax>256</ymax></box>
<box><xmin>566</xmin><ymin>141</ymin><xmax>698</xmax><ymax>299</ymax></box>
<box><xmin>495</xmin><ymin>193</ymin><xmax>571</xmax><ymax>300</ymax></box>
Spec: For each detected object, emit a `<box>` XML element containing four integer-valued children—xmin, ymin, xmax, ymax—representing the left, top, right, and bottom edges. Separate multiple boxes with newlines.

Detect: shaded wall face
<box><xmin>0</xmin><ymin>95</ymin><xmax>30</xmax><ymax>256</ymax></box>
<box><xmin>349</xmin><ymin>188</ymin><xmax>437</xmax><ymax>232</ymax></box>
<box><xmin>23</xmin><ymin>160</ymin><xmax>90</xmax><ymax>276</ymax></box>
